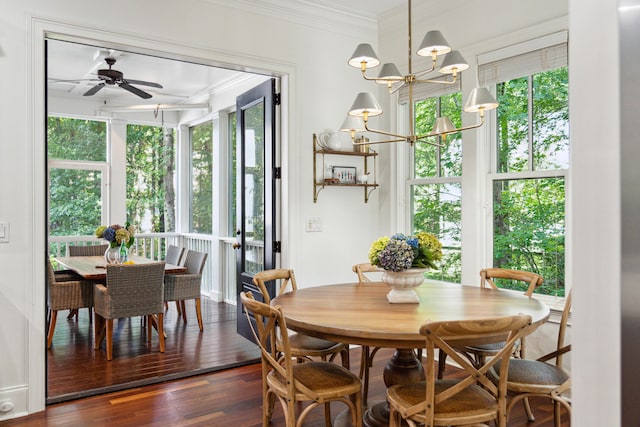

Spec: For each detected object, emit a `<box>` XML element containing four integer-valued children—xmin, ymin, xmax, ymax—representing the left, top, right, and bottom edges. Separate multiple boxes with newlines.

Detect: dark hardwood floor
<box><xmin>26</xmin><ymin>298</ymin><xmax>570</xmax><ymax>426</ymax></box>
<box><xmin>46</xmin><ymin>297</ymin><xmax>260</xmax><ymax>403</ymax></box>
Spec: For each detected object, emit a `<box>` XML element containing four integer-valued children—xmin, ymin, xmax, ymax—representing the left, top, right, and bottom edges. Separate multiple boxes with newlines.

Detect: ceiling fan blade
<box><xmin>49</xmin><ymin>78</ymin><xmax>102</xmax><ymax>84</ymax></box>
<box><xmin>84</xmin><ymin>83</ymin><xmax>105</xmax><ymax>96</ymax></box>
<box><xmin>126</xmin><ymin>79</ymin><xmax>163</xmax><ymax>89</ymax></box>
<box><xmin>119</xmin><ymin>82</ymin><xmax>153</xmax><ymax>99</ymax></box>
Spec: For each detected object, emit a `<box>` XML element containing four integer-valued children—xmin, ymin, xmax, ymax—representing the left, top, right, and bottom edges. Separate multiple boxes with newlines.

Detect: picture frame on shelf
<box><xmin>332</xmin><ymin>166</ymin><xmax>356</xmax><ymax>184</ymax></box>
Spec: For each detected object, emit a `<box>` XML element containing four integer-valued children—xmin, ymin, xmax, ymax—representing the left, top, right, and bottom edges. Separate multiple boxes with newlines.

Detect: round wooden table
<box><xmin>272</xmin><ymin>281</ymin><xmax>550</xmax><ymax>427</ymax></box>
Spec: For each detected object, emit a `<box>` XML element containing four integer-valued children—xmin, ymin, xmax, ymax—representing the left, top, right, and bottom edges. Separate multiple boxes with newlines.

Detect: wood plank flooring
<box><xmin>46</xmin><ymin>297</ymin><xmax>260</xmax><ymax>403</ymax></box>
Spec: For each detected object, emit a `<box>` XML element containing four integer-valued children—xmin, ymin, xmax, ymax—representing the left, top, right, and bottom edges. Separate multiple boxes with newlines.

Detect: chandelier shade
<box><xmin>429</xmin><ymin>117</ymin><xmax>456</xmax><ymax>135</ymax></box>
<box><xmin>348</xmin><ymin>92</ymin><xmax>383</xmax><ymax>117</ymax></box>
<box><xmin>416</xmin><ymin>30</ymin><xmax>452</xmax><ymax>58</ymax></box>
<box><xmin>464</xmin><ymin>87</ymin><xmax>500</xmax><ymax>113</ymax></box>
<box><xmin>348</xmin><ymin>43</ymin><xmax>380</xmax><ymax>69</ymax></box>
<box><xmin>439</xmin><ymin>50</ymin><xmax>470</xmax><ymax>75</ymax></box>
<box><xmin>376</xmin><ymin>63</ymin><xmax>404</xmax><ymax>84</ymax></box>
<box><xmin>340</xmin><ymin>115</ymin><xmax>366</xmax><ymax>133</ymax></box>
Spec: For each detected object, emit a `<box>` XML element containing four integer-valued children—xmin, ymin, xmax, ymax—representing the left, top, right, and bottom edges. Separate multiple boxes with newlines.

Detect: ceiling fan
<box><xmin>82</xmin><ymin>57</ymin><xmax>163</xmax><ymax>99</ymax></box>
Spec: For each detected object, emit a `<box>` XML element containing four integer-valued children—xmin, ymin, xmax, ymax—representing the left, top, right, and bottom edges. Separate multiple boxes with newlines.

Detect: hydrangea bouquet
<box><xmin>95</xmin><ymin>222</ymin><xmax>136</xmax><ymax>249</ymax></box>
<box><xmin>368</xmin><ymin>232</ymin><xmax>443</xmax><ymax>272</ymax></box>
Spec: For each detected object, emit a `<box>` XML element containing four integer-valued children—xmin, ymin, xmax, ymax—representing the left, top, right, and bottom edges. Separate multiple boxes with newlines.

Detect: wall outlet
<box><xmin>304</xmin><ymin>217</ymin><xmax>322</xmax><ymax>232</ymax></box>
<box><xmin>0</xmin><ymin>222</ymin><xmax>8</xmax><ymax>243</ymax></box>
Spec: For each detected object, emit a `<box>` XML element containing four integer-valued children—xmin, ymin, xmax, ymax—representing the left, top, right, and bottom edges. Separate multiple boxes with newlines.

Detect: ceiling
<box><xmin>46</xmin><ymin>0</ymin><xmax>406</xmax><ymax>110</ymax></box>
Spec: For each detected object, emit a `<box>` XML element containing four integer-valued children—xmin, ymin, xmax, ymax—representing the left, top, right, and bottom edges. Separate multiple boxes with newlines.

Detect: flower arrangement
<box><xmin>95</xmin><ymin>222</ymin><xmax>136</xmax><ymax>249</ymax></box>
<box><xmin>368</xmin><ymin>232</ymin><xmax>443</xmax><ymax>272</ymax></box>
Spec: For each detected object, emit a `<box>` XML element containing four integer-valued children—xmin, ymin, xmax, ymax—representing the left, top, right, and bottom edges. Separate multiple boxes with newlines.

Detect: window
<box><xmin>481</xmin><ymin>35</ymin><xmax>569</xmax><ymax>297</ymax></box>
<box><xmin>126</xmin><ymin>124</ymin><xmax>177</xmax><ymax>233</ymax></box>
<box><xmin>47</xmin><ymin>117</ymin><xmax>107</xmax><ymax>239</ymax></box>
<box><xmin>228</xmin><ymin>111</ymin><xmax>237</xmax><ymax>236</ymax></box>
<box><xmin>190</xmin><ymin>122</ymin><xmax>213</xmax><ymax>234</ymax></box>
<box><xmin>409</xmin><ymin>92</ymin><xmax>462</xmax><ymax>282</ymax></box>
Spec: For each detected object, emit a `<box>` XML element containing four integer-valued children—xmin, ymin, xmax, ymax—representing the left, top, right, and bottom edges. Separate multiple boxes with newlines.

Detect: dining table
<box><xmin>271</xmin><ymin>281</ymin><xmax>550</xmax><ymax>427</ymax></box>
<box><xmin>54</xmin><ymin>255</ymin><xmax>186</xmax><ymax>281</ymax></box>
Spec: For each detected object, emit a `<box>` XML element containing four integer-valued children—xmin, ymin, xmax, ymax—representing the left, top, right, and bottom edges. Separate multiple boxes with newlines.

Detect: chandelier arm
<box><xmin>351</xmin><ymin>137</ymin><xmax>407</xmax><ymax>146</ymax></box>
<box><xmin>414</xmin><ymin>136</ymin><xmax>444</xmax><ymax>148</ymax></box>
<box><xmin>414</xmin><ymin>75</ymin><xmax>458</xmax><ymax>85</ymax></box>
<box><xmin>389</xmin><ymin>81</ymin><xmax>407</xmax><ymax>94</ymax></box>
<box><xmin>364</xmin><ymin>122</ymin><xmax>408</xmax><ymax>140</ymax></box>
<box><xmin>420</xmin><ymin>114</ymin><xmax>487</xmax><ymax>139</ymax></box>
<box><xmin>412</xmin><ymin>62</ymin><xmax>438</xmax><ymax>79</ymax></box>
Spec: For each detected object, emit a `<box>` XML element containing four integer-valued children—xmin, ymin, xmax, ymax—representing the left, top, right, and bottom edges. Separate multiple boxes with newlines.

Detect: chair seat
<box><xmin>268</xmin><ymin>361</ymin><xmax>361</xmax><ymax>399</ymax></box>
<box><xmin>387</xmin><ymin>379</ymin><xmax>498</xmax><ymax>425</ymax></box>
<box><xmin>492</xmin><ymin>359</ymin><xmax>570</xmax><ymax>391</ymax></box>
<box><xmin>465</xmin><ymin>341</ymin><xmax>506</xmax><ymax>353</ymax></box>
<box><xmin>288</xmin><ymin>333</ymin><xmax>344</xmax><ymax>353</ymax></box>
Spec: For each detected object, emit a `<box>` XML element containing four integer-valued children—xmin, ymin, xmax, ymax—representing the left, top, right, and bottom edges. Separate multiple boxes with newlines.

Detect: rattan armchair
<box><xmin>490</xmin><ymin>290</ymin><xmax>572</xmax><ymax>427</ymax></box>
<box><xmin>438</xmin><ymin>268</ymin><xmax>544</xmax><ymax>378</ymax></box>
<box><xmin>163</xmin><ymin>249</ymin><xmax>207</xmax><ymax>330</ymax></box>
<box><xmin>240</xmin><ymin>291</ymin><xmax>363</xmax><ymax>427</ymax></box>
<box><xmin>93</xmin><ymin>262</ymin><xmax>166</xmax><ymax>361</ymax></box>
<box><xmin>387</xmin><ymin>314</ymin><xmax>532</xmax><ymax>427</ymax></box>
<box><xmin>253</xmin><ymin>269</ymin><xmax>350</xmax><ymax>368</ymax></box>
<box><xmin>69</xmin><ymin>244</ymin><xmax>109</xmax><ymax>256</ymax></box>
<box><xmin>46</xmin><ymin>259</ymin><xmax>93</xmax><ymax>349</ymax></box>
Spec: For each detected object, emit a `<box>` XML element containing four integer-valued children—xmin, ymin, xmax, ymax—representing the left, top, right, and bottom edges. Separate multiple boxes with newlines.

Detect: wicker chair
<box><xmin>69</xmin><ymin>244</ymin><xmax>109</xmax><ymax>256</ymax></box>
<box><xmin>163</xmin><ymin>245</ymin><xmax>186</xmax><ymax>313</ymax></box>
<box><xmin>438</xmin><ymin>268</ymin><xmax>544</xmax><ymax>378</ymax></box>
<box><xmin>387</xmin><ymin>314</ymin><xmax>532</xmax><ymax>427</ymax></box>
<box><xmin>163</xmin><ymin>249</ymin><xmax>207</xmax><ymax>330</ymax></box>
<box><xmin>240</xmin><ymin>291</ymin><xmax>363</xmax><ymax>427</ymax></box>
<box><xmin>93</xmin><ymin>262</ymin><xmax>166</xmax><ymax>361</ymax></box>
<box><xmin>253</xmin><ymin>269</ymin><xmax>350</xmax><ymax>368</ymax></box>
<box><xmin>490</xmin><ymin>290</ymin><xmax>572</xmax><ymax>427</ymax></box>
<box><xmin>46</xmin><ymin>259</ymin><xmax>93</xmax><ymax>349</ymax></box>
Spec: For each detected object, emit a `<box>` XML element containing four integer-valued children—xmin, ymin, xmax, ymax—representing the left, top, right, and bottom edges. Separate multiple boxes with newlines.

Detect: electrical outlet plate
<box><xmin>304</xmin><ymin>217</ymin><xmax>322</xmax><ymax>232</ymax></box>
<box><xmin>0</xmin><ymin>222</ymin><xmax>8</xmax><ymax>243</ymax></box>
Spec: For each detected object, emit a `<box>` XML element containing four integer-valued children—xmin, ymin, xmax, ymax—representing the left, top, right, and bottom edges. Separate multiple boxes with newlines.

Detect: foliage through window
<box><xmin>411</xmin><ymin>93</ymin><xmax>462</xmax><ymax>282</ymax></box>
<box><xmin>190</xmin><ymin>122</ymin><xmax>213</xmax><ymax>234</ymax></box>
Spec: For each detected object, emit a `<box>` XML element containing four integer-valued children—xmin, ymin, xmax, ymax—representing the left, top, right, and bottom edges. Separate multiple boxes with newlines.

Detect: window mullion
<box><xmin>528</xmin><ymin>75</ymin><xmax>534</xmax><ymax>171</ymax></box>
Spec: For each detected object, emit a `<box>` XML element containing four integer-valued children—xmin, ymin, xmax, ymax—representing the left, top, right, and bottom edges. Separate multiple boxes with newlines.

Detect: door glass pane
<box><xmin>49</xmin><ymin>168</ymin><xmax>103</xmax><ymax>239</ymax></box>
<box><xmin>228</xmin><ymin>112</ymin><xmax>237</xmax><ymax>237</ymax></box>
<box><xmin>47</xmin><ymin>117</ymin><xmax>106</xmax><ymax>161</ymax></box>
<box><xmin>411</xmin><ymin>182</ymin><xmax>462</xmax><ymax>282</ymax></box>
<box><xmin>243</xmin><ymin>102</ymin><xmax>265</xmax><ymax>274</ymax></box>
<box><xmin>190</xmin><ymin>122</ymin><xmax>213</xmax><ymax>234</ymax></box>
<box><xmin>493</xmin><ymin>177</ymin><xmax>565</xmax><ymax>296</ymax></box>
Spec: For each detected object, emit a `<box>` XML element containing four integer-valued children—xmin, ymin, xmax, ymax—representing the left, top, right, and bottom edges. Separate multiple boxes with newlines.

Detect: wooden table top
<box><xmin>55</xmin><ymin>255</ymin><xmax>186</xmax><ymax>281</ymax></box>
<box><xmin>271</xmin><ymin>281</ymin><xmax>550</xmax><ymax>349</ymax></box>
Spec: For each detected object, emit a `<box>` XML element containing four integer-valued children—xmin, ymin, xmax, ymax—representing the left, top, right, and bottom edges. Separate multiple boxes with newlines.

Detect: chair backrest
<box><xmin>69</xmin><ymin>244</ymin><xmax>109</xmax><ymax>256</ymax></box>
<box><xmin>419</xmin><ymin>314</ymin><xmax>532</xmax><ymax>426</ymax></box>
<box><xmin>240</xmin><ymin>291</ymin><xmax>294</xmax><ymax>387</ymax></box>
<box><xmin>542</xmin><ymin>289</ymin><xmax>572</xmax><ymax>368</ymax></box>
<box><xmin>183</xmin><ymin>249</ymin><xmax>208</xmax><ymax>275</ymax></box>
<box><xmin>104</xmin><ymin>262</ymin><xmax>166</xmax><ymax>317</ymax></box>
<box><xmin>253</xmin><ymin>269</ymin><xmax>296</xmax><ymax>304</ymax></box>
<box><xmin>480</xmin><ymin>268</ymin><xmax>543</xmax><ymax>297</ymax></box>
<box><xmin>352</xmin><ymin>262</ymin><xmax>379</xmax><ymax>283</ymax></box>
<box><xmin>165</xmin><ymin>245</ymin><xmax>185</xmax><ymax>266</ymax></box>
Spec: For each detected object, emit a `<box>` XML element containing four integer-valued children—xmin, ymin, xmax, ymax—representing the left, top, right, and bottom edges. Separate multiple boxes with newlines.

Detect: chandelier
<box><xmin>340</xmin><ymin>0</ymin><xmax>498</xmax><ymax>147</ymax></box>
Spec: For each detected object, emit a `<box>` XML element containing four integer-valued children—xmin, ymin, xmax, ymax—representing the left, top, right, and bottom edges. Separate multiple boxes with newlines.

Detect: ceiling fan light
<box><xmin>375</xmin><ymin>63</ymin><xmax>403</xmax><ymax>84</ymax></box>
<box><xmin>438</xmin><ymin>50</ymin><xmax>470</xmax><ymax>74</ymax></box>
<box><xmin>464</xmin><ymin>87</ymin><xmax>499</xmax><ymax>113</ymax></box>
<box><xmin>416</xmin><ymin>30</ymin><xmax>452</xmax><ymax>57</ymax></box>
<box><xmin>340</xmin><ymin>115</ymin><xmax>366</xmax><ymax>132</ymax></box>
<box><xmin>348</xmin><ymin>92</ymin><xmax>383</xmax><ymax>117</ymax></box>
<box><xmin>430</xmin><ymin>117</ymin><xmax>456</xmax><ymax>135</ymax></box>
<box><xmin>348</xmin><ymin>44</ymin><xmax>381</xmax><ymax>69</ymax></box>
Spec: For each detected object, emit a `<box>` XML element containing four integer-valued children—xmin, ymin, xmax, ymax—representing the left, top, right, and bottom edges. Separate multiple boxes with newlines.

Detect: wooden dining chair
<box><xmin>69</xmin><ymin>244</ymin><xmax>109</xmax><ymax>257</ymax></box>
<box><xmin>253</xmin><ymin>269</ymin><xmax>350</xmax><ymax>368</ymax></box>
<box><xmin>163</xmin><ymin>249</ymin><xmax>208</xmax><ymax>330</ymax></box>
<box><xmin>490</xmin><ymin>290</ymin><xmax>572</xmax><ymax>427</ymax></box>
<box><xmin>93</xmin><ymin>262</ymin><xmax>166</xmax><ymax>361</ymax></box>
<box><xmin>387</xmin><ymin>314</ymin><xmax>532</xmax><ymax>427</ymax></box>
<box><xmin>46</xmin><ymin>259</ymin><xmax>93</xmax><ymax>349</ymax></box>
<box><xmin>438</xmin><ymin>267</ymin><xmax>544</xmax><ymax>378</ymax></box>
<box><xmin>240</xmin><ymin>291</ymin><xmax>363</xmax><ymax>427</ymax></box>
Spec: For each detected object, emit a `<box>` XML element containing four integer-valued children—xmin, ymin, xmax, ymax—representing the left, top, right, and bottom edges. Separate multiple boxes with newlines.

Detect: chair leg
<box><xmin>157</xmin><ymin>313</ymin><xmax>165</xmax><ymax>353</ymax></box>
<box><xmin>323</xmin><ymin>402</ymin><xmax>332</xmax><ymax>427</ymax></box>
<box><xmin>147</xmin><ymin>315</ymin><xmax>153</xmax><ymax>342</ymax></box>
<box><xmin>105</xmin><ymin>319</ymin><xmax>113</xmax><ymax>361</ymax></box>
<box><xmin>523</xmin><ymin>397</ymin><xmax>535</xmax><ymax>422</ymax></box>
<box><xmin>94</xmin><ymin>314</ymin><xmax>105</xmax><ymax>349</ymax></box>
<box><xmin>66</xmin><ymin>309</ymin><xmax>78</xmax><ymax>320</ymax></box>
<box><xmin>47</xmin><ymin>310</ymin><xmax>58</xmax><ymax>349</ymax></box>
<box><xmin>176</xmin><ymin>300</ymin><xmax>183</xmax><ymax>318</ymax></box>
<box><xmin>180</xmin><ymin>301</ymin><xmax>187</xmax><ymax>322</ymax></box>
<box><xmin>195</xmin><ymin>298</ymin><xmax>204</xmax><ymax>331</ymax></box>
<box><xmin>438</xmin><ymin>349</ymin><xmax>447</xmax><ymax>379</ymax></box>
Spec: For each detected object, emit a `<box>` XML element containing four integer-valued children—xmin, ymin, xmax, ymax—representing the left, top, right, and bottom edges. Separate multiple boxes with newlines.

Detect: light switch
<box><xmin>304</xmin><ymin>217</ymin><xmax>322</xmax><ymax>232</ymax></box>
<box><xmin>0</xmin><ymin>222</ymin><xmax>9</xmax><ymax>243</ymax></box>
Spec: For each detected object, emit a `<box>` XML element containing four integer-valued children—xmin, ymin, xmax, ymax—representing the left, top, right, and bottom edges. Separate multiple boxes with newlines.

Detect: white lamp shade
<box><xmin>375</xmin><ymin>63</ymin><xmax>403</xmax><ymax>84</ymax></box>
<box><xmin>438</xmin><ymin>50</ymin><xmax>470</xmax><ymax>74</ymax></box>
<box><xmin>464</xmin><ymin>87</ymin><xmax>499</xmax><ymax>112</ymax></box>
<box><xmin>430</xmin><ymin>117</ymin><xmax>456</xmax><ymax>135</ymax></box>
<box><xmin>348</xmin><ymin>44</ymin><xmax>380</xmax><ymax>69</ymax></box>
<box><xmin>340</xmin><ymin>115</ymin><xmax>366</xmax><ymax>132</ymax></box>
<box><xmin>416</xmin><ymin>30</ymin><xmax>452</xmax><ymax>57</ymax></box>
<box><xmin>348</xmin><ymin>92</ymin><xmax>383</xmax><ymax>117</ymax></box>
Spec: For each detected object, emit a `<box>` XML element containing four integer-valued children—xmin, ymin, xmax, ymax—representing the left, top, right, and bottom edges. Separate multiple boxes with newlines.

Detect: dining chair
<box><xmin>438</xmin><ymin>267</ymin><xmax>544</xmax><ymax>378</ymax></box>
<box><xmin>46</xmin><ymin>259</ymin><xmax>93</xmax><ymax>349</ymax></box>
<box><xmin>240</xmin><ymin>291</ymin><xmax>363</xmax><ymax>427</ymax></box>
<box><xmin>93</xmin><ymin>262</ymin><xmax>166</xmax><ymax>361</ymax></box>
<box><xmin>163</xmin><ymin>245</ymin><xmax>186</xmax><ymax>313</ymax></box>
<box><xmin>69</xmin><ymin>244</ymin><xmax>109</xmax><ymax>256</ymax></box>
<box><xmin>163</xmin><ymin>249</ymin><xmax>208</xmax><ymax>330</ymax></box>
<box><xmin>253</xmin><ymin>268</ymin><xmax>350</xmax><ymax>368</ymax></box>
<box><xmin>490</xmin><ymin>290</ymin><xmax>572</xmax><ymax>427</ymax></box>
<box><xmin>387</xmin><ymin>314</ymin><xmax>532</xmax><ymax>427</ymax></box>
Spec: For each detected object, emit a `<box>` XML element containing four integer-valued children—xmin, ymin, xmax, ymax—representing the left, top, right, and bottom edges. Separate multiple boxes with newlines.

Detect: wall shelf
<box><xmin>313</xmin><ymin>133</ymin><xmax>378</xmax><ymax>203</ymax></box>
